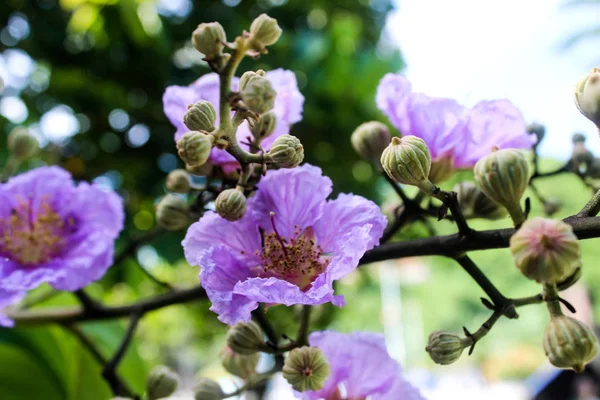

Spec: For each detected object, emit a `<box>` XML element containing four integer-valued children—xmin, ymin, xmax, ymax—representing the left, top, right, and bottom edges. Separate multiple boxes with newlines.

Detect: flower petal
<box><xmin>163</xmin><ymin>85</ymin><xmax>199</xmax><ymax>141</ymax></box>
<box><xmin>0</xmin><ymin>289</ymin><xmax>26</xmax><ymax>327</ymax></box>
<box><xmin>376</xmin><ymin>73</ymin><xmax>413</xmax><ymax>134</ymax></box>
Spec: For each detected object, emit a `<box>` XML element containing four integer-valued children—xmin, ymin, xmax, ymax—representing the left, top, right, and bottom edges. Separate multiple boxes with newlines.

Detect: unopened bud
<box><xmin>187</xmin><ymin>161</ymin><xmax>214</xmax><ymax>177</ymax></box>
<box><xmin>239</xmin><ymin>70</ymin><xmax>266</xmax><ymax>92</ymax></box>
<box><xmin>543</xmin><ymin>197</ymin><xmax>562</xmax><ymax>216</ymax></box>
<box><xmin>454</xmin><ymin>181</ymin><xmax>507</xmax><ymax>220</ymax></box>
<box><xmin>380</xmin><ymin>136</ymin><xmax>435</xmax><ymax>193</ymax></box>
<box><xmin>146</xmin><ymin>365</ymin><xmax>180</xmax><ymax>400</ymax></box>
<box><xmin>192</xmin><ymin>22</ymin><xmax>226</xmax><ymax>60</ymax></box>
<box><xmin>510</xmin><ymin>217</ymin><xmax>580</xmax><ymax>284</ymax></box>
<box><xmin>351</xmin><ymin>121</ymin><xmax>391</xmax><ymax>163</ymax></box>
<box><xmin>429</xmin><ymin>156</ymin><xmax>455</xmax><ymax>184</ymax></box>
<box><xmin>166</xmin><ymin>169</ymin><xmax>191</xmax><ymax>193</ymax></box>
<box><xmin>269</xmin><ymin>135</ymin><xmax>304</xmax><ymax>168</ymax></box>
<box><xmin>176</xmin><ymin>131</ymin><xmax>214</xmax><ymax>167</ymax></box>
<box><xmin>193</xmin><ymin>378</ymin><xmax>224</xmax><ymax>400</ymax></box>
<box><xmin>8</xmin><ymin>128</ymin><xmax>39</xmax><ymax>161</ymax></box>
<box><xmin>226</xmin><ymin>321</ymin><xmax>265</xmax><ymax>355</ymax></box>
<box><xmin>252</xmin><ymin>111</ymin><xmax>277</xmax><ymax>139</ymax></box>
<box><xmin>425</xmin><ymin>331</ymin><xmax>469</xmax><ymax>365</ymax></box>
<box><xmin>215</xmin><ymin>187</ymin><xmax>247</xmax><ymax>221</ymax></box>
<box><xmin>282</xmin><ymin>346</ymin><xmax>330</xmax><ymax>392</ymax></box>
<box><xmin>557</xmin><ymin>267</ymin><xmax>582</xmax><ymax>292</ymax></box>
<box><xmin>184</xmin><ymin>100</ymin><xmax>217</xmax><ymax>132</ymax></box>
<box><xmin>156</xmin><ymin>194</ymin><xmax>190</xmax><ymax>231</ymax></box>
<box><xmin>241</xmin><ymin>77</ymin><xmax>276</xmax><ymax>114</ymax></box>
<box><xmin>574</xmin><ymin>67</ymin><xmax>600</xmax><ymax>129</ymax></box>
<box><xmin>221</xmin><ymin>346</ymin><xmax>259</xmax><ymax>380</ymax></box>
<box><xmin>572</xmin><ymin>133</ymin><xmax>587</xmax><ymax>144</ymax></box>
<box><xmin>527</xmin><ymin>122</ymin><xmax>546</xmax><ymax>144</ymax></box>
<box><xmin>249</xmin><ymin>14</ymin><xmax>282</xmax><ymax>53</ymax></box>
<box><xmin>473</xmin><ymin>148</ymin><xmax>530</xmax><ymax>226</ymax></box>
<box><xmin>544</xmin><ymin>315</ymin><xmax>598</xmax><ymax>372</ymax></box>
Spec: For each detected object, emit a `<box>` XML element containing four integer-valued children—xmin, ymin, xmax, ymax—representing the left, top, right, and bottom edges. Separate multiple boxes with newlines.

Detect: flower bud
<box><xmin>215</xmin><ymin>187</ymin><xmax>247</xmax><ymax>221</ymax></box>
<box><xmin>282</xmin><ymin>346</ymin><xmax>330</xmax><ymax>392</ymax></box>
<box><xmin>146</xmin><ymin>365</ymin><xmax>180</xmax><ymax>400</ymax></box>
<box><xmin>544</xmin><ymin>315</ymin><xmax>598</xmax><ymax>372</ymax></box>
<box><xmin>557</xmin><ymin>267</ymin><xmax>582</xmax><ymax>292</ymax></box>
<box><xmin>425</xmin><ymin>331</ymin><xmax>469</xmax><ymax>365</ymax></box>
<box><xmin>269</xmin><ymin>135</ymin><xmax>304</xmax><ymax>168</ymax></box>
<box><xmin>252</xmin><ymin>111</ymin><xmax>277</xmax><ymax>139</ymax></box>
<box><xmin>176</xmin><ymin>131</ymin><xmax>214</xmax><ymax>167</ymax></box>
<box><xmin>187</xmin><ymin>161</ymin><xmax>214</xmax><ymax>177</ymax></box>
<box><xmin>543</xmin><ymin>197</ymin><xmax>562</xmax><ymax>216</ymax></box>
<box><xmin>192</xmin><ymin>22</ymin><xmax>226</xmax><ymax>60</ymax></box>
<box><xmin>527</xmin><ymin>122</ymin><xmax>546</xmax><ymax>144</ymax></box>
<box><xmin>249</xmin><ymin>14</ymin><xmax>282</xmax><ymax>53</ymax></box>
<box><xmin>166</xmin><ymin>169</ymin><xmax>191</xmax><ymax>194</ymax></box>
<box><xmin>184</xmin><ymin>100</ymin><xmax>217</xmax><ymax>132</ymax></box>
<box><xmin>454</xmin><ymin>181</ymin><xmax>507</xmax><ymax>220</ymax></box>
<box><xmin>239</xmin><ymin>69</ymin><xmax>266</xmax><ymax>92</ymax></box>
<box><xmin>350</xmin><ymin>121</ymin><xmax>391</xmax><ymax>163</ymax></box>
<box><xmin>156</xmin><ymin>194</ymin><xmax>190</xmax><ymax>231</ymax></box>
<box><xmin>574</xmin><ymin>67</ymin><xmax>600</xmax><ymax>129</ymax></box>
<box><xmin>226</xmin><ymin>321</ymin><xmax>264</xmax><ymax>355</ymax></box>
<box><xmin>380</xmin><ymin>136</ymin><xmax>435</xmax><ymax>193</ymax></box>
<box><xmin>572</xmin><ymin>133</ymin><xmax>587</xmax><ymax>144</ymax></box>
<box><xmin>241</xmin><ymin>77</ymin><xmax>276</xmax><ymax>114</ymax></box>
<box><xmin>193</xmin><ymin>378</ymin><xmax>224</xmax><ymax>400</ymax></box>
<box><xmin>8</xmin><ymin>128</ymin><xmax>39</xmax><ymax>161</ymax></box>
<box><xmin>221</xmin><ymin>346</ymin><xmax>259</xmax><ymax>380</ymax></box>
<box><xmin>429</xmin><ymin>156</ymin><xmax>455</xmax><ymax>184</ymax></box>
<box><xmin>473</xmin><ymin>148</ymin><xmax>530</xmax><ymax>226</ymax></box>
<box><xmin>510</xmin><ymin>217</ymin><xmax>580</xmax><ymax>284</ymax></box>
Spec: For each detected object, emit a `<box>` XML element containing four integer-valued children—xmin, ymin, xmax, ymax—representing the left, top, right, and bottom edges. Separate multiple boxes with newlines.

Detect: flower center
<box><xmin>259</xmin><ymin>212</ymin><xmax>329</xmax><ymax>291</ymax></box>
<box><xmin>0</xmin><ymin>196</ymin><xmax>73</xmax><ymax>265</ymax></box>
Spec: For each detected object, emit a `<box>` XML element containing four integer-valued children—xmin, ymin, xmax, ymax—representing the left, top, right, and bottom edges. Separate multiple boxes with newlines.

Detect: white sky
<box><xmin>386</xmin><ymin>0</ymin><xmax>600</xmax><ymax>160</ymax></box>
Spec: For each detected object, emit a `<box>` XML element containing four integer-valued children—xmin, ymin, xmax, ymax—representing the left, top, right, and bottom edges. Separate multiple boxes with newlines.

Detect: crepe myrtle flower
<box><xmin>295</xmin><ymin>331</ymin><xmax>424</xmax><ymax>400</ymax></box>
<box><xmin>0</xmin><ymin>167</ymin><xmax>124</xmax><ymax>324</ymax></box>
<box><xmin>182</xmin><ymin>165</ymin><xmax>386</xmax><ymax>324</ymax></box>
<box><xmin>163</xmin><ymin>69</ymin><xmax>304</xmax><ymax>174</ymax></box>
<box><xmin>376</xmin><ymin>73</ymin><xmax>535</xmax><ymax>170</ymax></box>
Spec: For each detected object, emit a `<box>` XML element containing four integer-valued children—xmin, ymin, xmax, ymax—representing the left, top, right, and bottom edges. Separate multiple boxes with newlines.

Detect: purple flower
<box><xmin>163</xmin><ymin>69</ymin><xmax>304</xmax><ymax>174</ymax></box>
<box><xmin>296</xmin><ymin>331</ymin><xmax>424</xmax><ymax>400</ymax></box>
<box><xmin>0</xmin><ymin>290</ymin><xmax>26</xmax><ymax>327</ymax></box>
<box><xmin>376</xmin><ymin>73</ymin><xmax>535</xmax><ymax>169</ymax></box>
<box><xmin>0</xmin><ymin>167</ymin><xmax>124</xmax><ymax>316</ymax></box>
<box><xmin>182</xmin><ymin>165</ymin><xmax>386</xmax><ymax>324</ymax></box>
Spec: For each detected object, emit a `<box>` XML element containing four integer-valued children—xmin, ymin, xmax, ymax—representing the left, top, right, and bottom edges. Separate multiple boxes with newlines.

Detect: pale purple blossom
<box><xmin>182</xmin><ymin>165</ymin><xmax>386</xmax><ymax>324</ymax></box>
<box><xmin>296</xmin><ymin>331</ymin><xmax>424</xmax><ymax>400</ymax></box>
<box><xmin>163</xmin><ymin>69</ymin><xmax>304</xmax><ymax>174</ymax></box>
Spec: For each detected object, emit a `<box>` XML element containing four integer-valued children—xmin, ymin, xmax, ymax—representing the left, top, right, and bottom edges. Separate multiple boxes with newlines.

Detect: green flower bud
<box><xmin>252</xmin><ymin>111</ymin><xmax>277</xmax><ymax>139</ymax></box>
<box><xmin>380</xmin><ymin>136</ymin><xmax>436</xmax><ymax>193</ymax></box>
<box><xmin>146</xmin><ymin>365</ymin><xmax>180</xmax><ymax>400</ymax></box>
<box><xmin>572</xmin><ymin>133</ymin><xmax>587</xmax><ymax>144</ymax></box>
<box><xmin>193</xmin><ymin>378</ymin><xmax>224</xmax><ymax>400</ymax></box>
<box><xmin>544</xmin><ymin>315</ymin><xmax>598</xmax><ymax>372</ymax></box>
<box><xmin>187</xmin><ymin>161</ymin><xmax>214</xmax><ymax>177</ymax></box>
<box><xmin>269</xmin><ymin>135</ymin><xmax>304</xmax><ymax>168</ymax></box>
<box><xmin>215</xmin><ymin>187</ymin><xmax>247</xmax><ymax>221</ymax></box>
<box><xmin>425</xmin><ymin>331</ymin><xmax>469</xmax><ymax>365</ymax></box>
<box><xmin>557</xmin><ymin>267</ymin><xmax>582</xmax><ymax>292</ymax></box>
<box><xmin>574</xmin><ymin>67</ymin><xmax>600</xmax><ymax>129</ymax></box>
<box><xmin>239</xmin><ymin>70</ymin><xmax>266</xmax><ymax>92</ymax></box>
<box><xmin>510</xmin><ymin>217</ymin><xmax>580</xmax><ymax>284</ymax></box>
<box><xmin>473</xmin><ymin>148</ymin><xmax>530</xmax><ymax>226</ymax></box>
<box><xmin>249</xmin><ymin>14</ymin><xmax>282</xmax><ymax>53</ymax></box>
<box><xmin>221</xmin><ymin>346</ymin><xmax>259</xmax><ymax>380</ymax></box>
<box><xmin>282</xmin><ymin>346</ymin><xmax>330</xmax><ymax>392</ymax></box>
<box><xmin>543</xmin><ymin>197</ymin><xmax>562</xmax><ymax>216</ymax></box>
<box><xmin>156</xmin><ymin>194</ymin><xmax>190</xmax><ymax>231</ymax></box>
<box><xmin>176</xmin><ymin>131</ymin><xmax>214</xmax><ymax>167</ymax></box>
<box><xmin>454</xmin><ymin>181</ymin><xmax>507</xmax><ymax>220</ymax></box>
<box><xmin>350</xmin><ymin>121</ymin><xmax>391</xmax><ymax>163</ymax></box>
<box><xmin>8</xmin><ymin>128</ymin><xmax>39</xmax><ymax>161</ymax></box>
<box><xmin>241</xmin><ymin>77</ymin><xmax>276</xmax><ymax>114</ymax></box>
<box><xmin>226</xmin><ymin>321</ymin><xmax>264</xmax><ymax>355</ymax></box>
<box><xmin>184</xmin><ymin>100</ymin><xmax>217</xmax><ymax>132</ymax></box>
<box><xmin>192</xmin><ymin>22</ymin><xmax>226</xmax><ymax>60</ymax></box>
<box><xmin>429</xmin><ymin>156</ymin><xmax>455</xmax><ymax>184</ymax></box>
<box><xmin>166</xmin><ymin>169</ymin><xmax>191</xmax><ymax>194</ymax></box>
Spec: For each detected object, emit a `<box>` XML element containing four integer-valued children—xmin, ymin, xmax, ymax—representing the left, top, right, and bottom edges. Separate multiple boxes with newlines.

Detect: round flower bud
<box><xmin>193</xmin><ymin>378</ymin><xmax>224</xmax><ymax>400</ymax></box>
<box><xmin>351</xmin><ymin>121</ymin><xmax>391</xmax><ymax>163</ymax></box>
<box><xmin>156</xmin><ymin>194</ymin><xmax>190</xmax><ymax>231</ymax></box>
<box><xmin>241</xmin><ymin>77</ymin><xmax>276</xmax><ymax>114</ymax></box>
<box><xmin>473</xmin><ymin>148</ymin><xmax>530</xmax><ymax>226</ymax></box>
<box><xmin>544</xmin><ymin>315</ymin><xmax>598</xmax><ymax>372</ymax></box>
<box><xmin>249</xmin><ymin>14</ymin><xmax>282</xmax><ymax>52</ymax></box>
<box><xmin>146</xmin><ymin>365</ymin><xmax>180</xmax><ymax>400</ymax></box>
<box><xmin>454</xmin><ymin>181</ymin><xmax>507</xmax><ymax>220</ymax></box>
<box><xmin>192</xmin><ymin>22</ymin><xmax>226</xmax><ymax>60</ymax></box>
<box><xmin>8</xmin><ymin>128</ymin><xmax>39</xmax><ymax>161</ymax></box>
<box><xmin>527</xmin><ymin>122</ymin><xmax>546</xmax><ymax>144</ymax></box>
<box><xmin>557</xmin><ymin>267</ymin><xmax>582</xmax><ymax>292</ymax></box>
<box><xmin>251</xmin><ymin>111</ymin><xmax>277</xmax><ymax>139</ymax></box>
<box><xmin>425</xmin><ymin>331</ymin><xmax>469</xmax><ymax>365</ymax></box>
<box><xmin>572</xmin><ymin>132</ymin><xmax>587</xmax><ymax>144</ymax></box>
<box><xmin>221</xmin><ymin>346</ymin><xmax>259</xmax><ymax>380</ymax></box>
<box><xmin>239</xmin><ymin>69</ymin><xmax>266</xmax><ymax>92</ymax></box>
<box><xmin>282</xmin><ymin>346</ymin><xmax>330</xmax><ymax>392</ymax></box>
<box><xmin>429</xmin><ymin>156</ymin><xmax>455</xmax><ymax>184</ymax></box>
<box><xmin>166</xmin><ymin>169</ymin><xmax>191</xmax><ymax>194</ymax></box>
<box><xmin>176</xmin><ymin>131</ymin><xmax>214</xmax><ymax>167</ymax></box>
<box><xmin>187</xmin><ymin>161</ymin><xmax>214</xmax><ymax>177</ymax></box>
<box><xmin>380</xmin><ymin>136</ymin><xmax>435</xmax><ymax>193</ymax></box>
<box><xmin>226</xmin><ymin>321</ymin><xmax>264</xmax><ymax>355</ymax></box>
<box><xmin>184</xmin><ymin>100</ymin><xmax>217</xmax><ymax>132</ymax></box>
<box><xmin>269</xmin><ymin>135</ymin><xmax>304</xmax><ymax>168</ymax></box>
<box><xmin>215</xmin><ymin>187</ymin><xmax>247</xmax><ymax>221</ymax></box>
<box><xmin>543</xmin><ymin>197</ymin><xmax>562</xmax><ymax>216</ymax></box>
<box><xmin>574</xmin><ymin>67</ymin><xmax>600</xmax><ymax>129</ymax></box>
<box><xmin>510</xmin><ymin>217</ymin><xmax>580</xmax><ymax>284</ymax></box>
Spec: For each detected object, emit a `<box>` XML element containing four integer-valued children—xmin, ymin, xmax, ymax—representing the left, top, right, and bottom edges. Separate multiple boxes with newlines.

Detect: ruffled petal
<box><xmin>0</xmin><ymin>258</ymin><xmax>65</xmax><ymax>292</ymax></box>
<box><xmin>0</xmin><ymin>289</ymin><xmax>26</xmax><ymax>327</ymax></box>
<box><xmin>162</xmin><ymin>85</ymin><xmax>199</xmax><ymax>141</ymax></box>
<box><xmin>233</xmin><ymin>276</ymin><xmax>338</xmax><ymax>307</ymax></box>
<box><xmin>71</xmin><ymin>183</ymin><xmax>124</xmax><ymax>239</ymax></box>
<box><xmin>376</xmin><ymin>73</ymin><xmax>413</xmax><ymax>134</ymax></box>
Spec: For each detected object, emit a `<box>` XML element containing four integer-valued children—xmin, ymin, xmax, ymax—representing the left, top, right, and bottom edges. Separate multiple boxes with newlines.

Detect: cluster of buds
<box><xmin>574</xmin><ymin>67</ymin><xmax>600</xmax><ymax>130</ymax></box>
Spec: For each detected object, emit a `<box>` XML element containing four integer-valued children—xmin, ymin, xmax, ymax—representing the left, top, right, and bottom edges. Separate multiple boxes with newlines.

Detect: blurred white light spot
<box><xmin>126</xmin><ymin>123</ymin><xmax>150</xmax><ymax>147</ymax></box>
<box><xmin>223</xmin><ymin>0</ymin><xmax>241</xmax><ymax>6</ymax></box>
<box><xmin>92</xmin><ymin>175</ymin><xmax>114</xmax><ymax>191</ymax></box>
<box><xmin>108</xmin><ymin>108</ymin><xmax>130</xmax><ymax>131</ymax></box>
<box><xmin>137</xmin><ymin>245</ymin><xmax>160</xmax><ymax>270</ymax></box>
<box><xmin>40</xmin><ymin>105</ymin><xmax>80</xmax><ymax>142</ymax></box>
<box><xmin>0</xmin><ymin>96</ymin><xmax>28</xmax><ymax>123</ymax></box>
<box><xmin>5</xmin><ymin>49</ymin><xmax>34</xmax><ymax>79</ymax></box>
<box><xmin>157</xmin><ymin>0</ymin><xmax>192</xmax><ymax>17</ymax></box>
<box><xmin>137</xmin><ymin>3</ymin><xmax>163</xmax><ymax>36</ymax></box>
<box><xmin>7</xmin><ymin>14</ymin><xmax>30</xmax><ymax>41</ymax></box>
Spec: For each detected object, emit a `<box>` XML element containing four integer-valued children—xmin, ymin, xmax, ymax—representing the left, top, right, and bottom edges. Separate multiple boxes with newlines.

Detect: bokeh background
<box><xmin>0</xmin><ymin>0</ymin><xmax>599</xmax><ymax>399</ymax></box>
